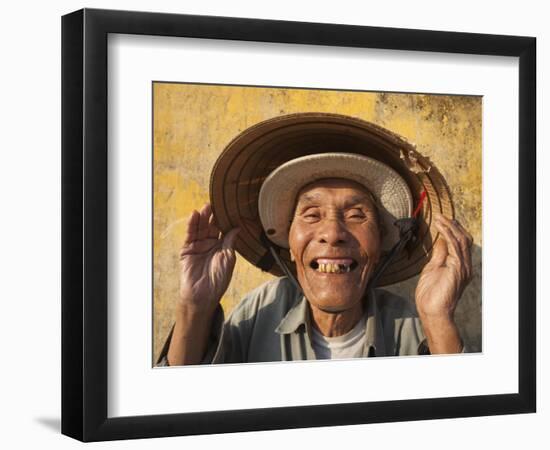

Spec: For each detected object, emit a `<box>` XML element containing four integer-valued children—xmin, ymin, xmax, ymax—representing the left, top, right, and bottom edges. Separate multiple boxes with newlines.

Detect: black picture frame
<box><xmin>61</xmin><ymin>8</ymin><xmax>536</xmax><ymax>442</ymax></box>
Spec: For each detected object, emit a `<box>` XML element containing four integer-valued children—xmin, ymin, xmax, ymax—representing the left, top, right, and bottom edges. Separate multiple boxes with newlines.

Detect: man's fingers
<box><xmin>434</xmin><ymin>217</ymin><xmax>462</xmax><ymax>264</ymax></box>
<box><xmin>183</xmin><ymin>204</ymin><xmax>221</xmax><ymax>243</ymax></box>
<box><xmin>436</xmin><ymin>215</ymin><xmax>473</xmax><ymax>278</ymax></box>
<box><xmin>196</xmin><ymin>203</ymin><xmax>212</xmax><ymax>240</ymax></box>
<box><xmin>438</xmin><ymin>215</ymin><xmax>473</xmax><ymax>250</ymax></box>
<box><xmin>426</xmin><ymin>236</ymin><xmax>448</xmax><ymax>268</ymax></box>
<box><xmin>434</xmin><ymin>216</ymin><xmax>473</xmax><ymax>280</ymax></box>
<box><xmin>208</xmin><ymin>211</ymin><xmax>221</xmax><ymax>239</ymax></box>
<box><xmin>183</xmin><ymin>209</ymin><xmax>200</xmax><ymax>245</ymax></box>
<box><xmin>453</xmin><ymin>220</ymin><xmax>474</xmax><ymax>251</ymax></box>
<box><xmin>450</xmin><ymin>219</ymin><xmax>473</xmax><ymax>280</ymax></box>
<box><xmin>222</xmin><ymin>228</ymin><xmax>240</xmax><ymax>251</ymax></box>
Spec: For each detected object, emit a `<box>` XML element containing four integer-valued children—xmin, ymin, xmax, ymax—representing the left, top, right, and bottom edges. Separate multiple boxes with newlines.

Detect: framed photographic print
<box><xmin>61</xmin><ymin>8</ymin><xmax>536</xmax><ymax>442</ymax></box>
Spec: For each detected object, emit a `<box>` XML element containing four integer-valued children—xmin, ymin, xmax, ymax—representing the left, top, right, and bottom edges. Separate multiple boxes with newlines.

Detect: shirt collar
<box><xmin>275</xmin><ymin>293</ymin><xmax>309</xmax><ymax>334</ymax></box>
<box><xmin>275</xmin><ymin>287</ymin><xmax>387</xmax><ymax>356</ymax></box>
<box><xmin>364</xmin><ymin>288</ymin><xmax>386</xmax><ymax>356</ymax></box>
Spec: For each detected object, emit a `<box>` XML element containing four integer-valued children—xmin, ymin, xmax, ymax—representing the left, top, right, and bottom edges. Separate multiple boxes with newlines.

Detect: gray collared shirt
<box><xmin>157</xmin><ymin>276</ymin><xmax>430</xmax><ymax>365</ymax></box>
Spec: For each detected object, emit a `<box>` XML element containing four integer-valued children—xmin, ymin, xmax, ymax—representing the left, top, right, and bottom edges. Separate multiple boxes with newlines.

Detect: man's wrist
<box><xmin>168</xmin><ymin>304</ymin><xmax>217</xmax><ymax>366</ymax></box>
<box><xmin>418</xmin><ymin>314</ymin><xmax>463</xmax><ymax>354</ymax></box>
<box><xmin>418</xmin><ymin>312</ymin><xmax>455</xmax><ymax>330</ymax></box>
<box><xmin>175</xmin><ymin>301</ymin><xmax>218</xmax><ymax>325</ymax></box>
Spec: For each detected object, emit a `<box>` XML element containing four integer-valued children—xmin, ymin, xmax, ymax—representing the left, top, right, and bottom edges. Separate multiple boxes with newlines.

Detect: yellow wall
<box><xmin>153</xmin><ymin>83</ymin><xmax>482</xmax><ymax>362</ymax></box>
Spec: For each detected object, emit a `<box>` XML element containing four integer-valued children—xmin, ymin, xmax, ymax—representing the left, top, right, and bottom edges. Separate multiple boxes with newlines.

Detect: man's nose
<box><xmin>317</xmin><ymin>218</ymin><xmax>349</xmax><ymax>245</ymax></box>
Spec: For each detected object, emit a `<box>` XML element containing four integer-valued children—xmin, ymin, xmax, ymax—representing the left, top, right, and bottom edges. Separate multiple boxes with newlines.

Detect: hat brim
<box><xmin>258</xmin><ymin>153</ymin><xmax>413</xmax><ymax>252</ymax></box>
<box><xmin>210</xmin><ymin>112</ymin><xmax>454</xmax><ymax>286</ymax></box>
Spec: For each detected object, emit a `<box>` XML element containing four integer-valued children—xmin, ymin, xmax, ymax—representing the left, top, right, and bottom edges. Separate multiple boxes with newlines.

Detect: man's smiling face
<box><xmin>288</xmin><ymin>178</ymin><xmax>382</xmax><ymax>313</ymax></box>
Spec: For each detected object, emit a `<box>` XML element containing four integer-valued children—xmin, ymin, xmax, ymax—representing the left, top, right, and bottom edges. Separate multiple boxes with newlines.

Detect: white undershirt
<box><xmin>311</xmin><ymin>316</ymin><xmax>367</xmax><ymax>360</ymax></box>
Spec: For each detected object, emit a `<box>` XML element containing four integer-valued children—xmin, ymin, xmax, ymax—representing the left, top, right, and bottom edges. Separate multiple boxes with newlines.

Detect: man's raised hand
<box><xmin>178</xmin><ymin>203</ymin><xmax>239</xmax><ymax>315</ymax></box>
<box><xmin>414</xmin><ymin>215</ymin><xmax>473</xmax><ymax>353</ymax></box>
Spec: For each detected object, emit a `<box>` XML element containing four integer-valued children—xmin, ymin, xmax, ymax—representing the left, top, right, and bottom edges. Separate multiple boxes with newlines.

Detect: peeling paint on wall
<box><xmin>153</xmin><ymin>83</ymin><xmax>482</xmax><ymax>362</ymax></box>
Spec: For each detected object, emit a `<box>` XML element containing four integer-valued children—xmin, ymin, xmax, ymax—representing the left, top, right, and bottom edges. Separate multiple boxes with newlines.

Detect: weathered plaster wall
<box><xmin>153</xmin><ymin>83</ymin><xmax>482</xmax><ymax>362</ymax></box>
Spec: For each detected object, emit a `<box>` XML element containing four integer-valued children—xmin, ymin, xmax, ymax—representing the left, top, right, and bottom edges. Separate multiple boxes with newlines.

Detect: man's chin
<box><xmin>304</xmin><ymin>290</ymin><xmax>364</xmax><ymax>314</ymax></box>
<box><xmin>314</xmin><ymin>303</ymin><xmax>356</xmax><ymax>314</ymax></box>
<box><xmin>298</xmin><ymin>267</ymin><xmax>370</xmax><ymax>311</ymax></box>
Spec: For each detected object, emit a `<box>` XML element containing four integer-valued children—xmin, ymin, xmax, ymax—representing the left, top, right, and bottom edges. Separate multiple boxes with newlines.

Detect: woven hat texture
<box><xmin>209</xmin><ymin>112</ymin><xmax>453</xmax><ymax>286</ymax></box>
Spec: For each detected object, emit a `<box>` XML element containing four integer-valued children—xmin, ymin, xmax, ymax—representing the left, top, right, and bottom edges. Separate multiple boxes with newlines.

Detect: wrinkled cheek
<box><xmin>294</xmin><ymin>265</ymin><xmax>309</xmax><ymax>283</ymax></box>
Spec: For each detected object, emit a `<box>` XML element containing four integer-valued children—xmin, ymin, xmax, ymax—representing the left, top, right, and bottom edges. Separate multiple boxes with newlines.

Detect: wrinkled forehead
<box><xmin>294</xmin><ymin>178</ymin><xmax>378</xmax><ymax>210</ymax></box>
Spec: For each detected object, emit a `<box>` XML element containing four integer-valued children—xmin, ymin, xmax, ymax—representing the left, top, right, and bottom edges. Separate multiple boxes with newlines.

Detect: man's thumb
<box><xmin>222</xmin><ymin>228</ymin><xmax>240</xmax><ymax>250</ymax></box>
<box><xmin>427</xmin><ymin>237</ymin><xmax>448</xmax><ymax>268</ymax></box>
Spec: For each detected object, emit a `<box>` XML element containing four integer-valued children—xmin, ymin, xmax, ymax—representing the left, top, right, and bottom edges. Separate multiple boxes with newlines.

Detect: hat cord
<box><xmin>259</xmin><ymin>231</ymin><xmax>303</xmax><ymax>294</ymax></box>
<box><xmin>367</xmin><ymin>217</ymin><xmax>419</xmax><ymax>289</ymax></box>
<box><xmin>267</xmin><ymin>243</ymin><xmax>304</xmax><ymax>295</ymax></box>
<box><xmin>368</xmin><ymin>190</ymin><xmax>426</xmax><ymax>288</ymax></box>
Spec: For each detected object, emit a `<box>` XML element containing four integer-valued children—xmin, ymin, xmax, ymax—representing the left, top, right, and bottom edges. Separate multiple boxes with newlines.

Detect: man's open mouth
<box><xmin>309</xmin><ymin>258</ymin><xmax>359</xmax><ymax>274</ymax></box>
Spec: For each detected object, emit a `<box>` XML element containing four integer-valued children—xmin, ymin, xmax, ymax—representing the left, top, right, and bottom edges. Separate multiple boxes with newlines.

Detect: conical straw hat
<box><xmin>210</xmin><ymin>112</ymin><xmax>453</xmax><ymax>286</ymax></box>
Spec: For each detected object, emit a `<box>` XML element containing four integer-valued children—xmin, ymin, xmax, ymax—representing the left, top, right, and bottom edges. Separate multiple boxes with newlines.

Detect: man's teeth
<box><xmin>316</xmin><ymin>263</ymin><xmax>352</xmax><ymax>273</ymax></box>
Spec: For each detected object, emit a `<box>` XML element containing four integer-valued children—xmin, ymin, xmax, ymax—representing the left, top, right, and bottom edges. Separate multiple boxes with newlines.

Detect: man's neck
<box><xmin>309</xmin><ymin>302</ymin><xmax>364</xmax><ymax>337</ymax></box>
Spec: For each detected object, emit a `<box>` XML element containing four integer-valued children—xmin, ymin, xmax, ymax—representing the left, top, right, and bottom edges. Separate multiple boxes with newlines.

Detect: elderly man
<box><xmin>160</xmin><ymin>152</ymin><xmax>472</xmax><ymax>366</ymax></box>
